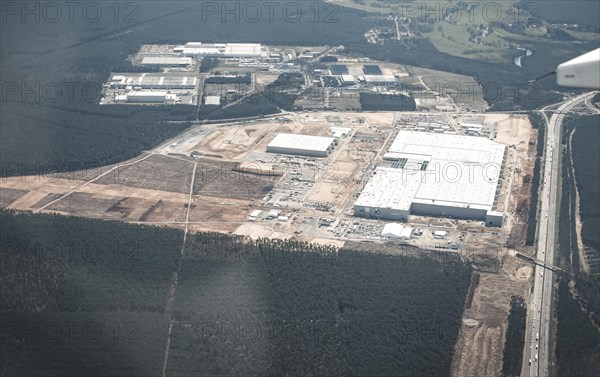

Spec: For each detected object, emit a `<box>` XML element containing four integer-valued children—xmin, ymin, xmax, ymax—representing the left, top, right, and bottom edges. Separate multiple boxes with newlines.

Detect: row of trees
<box><xmin>501</xmin><ymin>296</ymin><xmax>527</xmax><ymax>377</ymax></box>
<box><xmin>525</xmin><ymin>112</ymin><xmax>546</xmax><ymax>245</ymax></box>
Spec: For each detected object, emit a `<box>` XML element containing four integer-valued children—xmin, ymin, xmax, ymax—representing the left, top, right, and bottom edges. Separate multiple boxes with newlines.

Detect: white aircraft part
<box><xmin>556</xmin><ymin>48</ymin><xmax>600</xmax><ymax>90</ymax></box>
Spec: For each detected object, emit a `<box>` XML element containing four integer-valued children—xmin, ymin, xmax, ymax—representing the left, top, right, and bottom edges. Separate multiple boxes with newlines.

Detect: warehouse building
<box><xmin>180</xmin><ymin>42</ymin><xmax>265</xmax><ymax>58</ymax></box>
<box><xmin>363</xmin><ymin>75</ymin><xmax>397</xmax><ymax>85</ymax></box>
<box><xmin>354</xmin><ymin>131</ymin><xmax>506</xmax><ymax>226</ymax></box>
<box><xmin>267</xmin><ymin>133</ymin><xmax>336</xmax><ymax>157</ymax></box>
<box><xmin>340</xmin><ymin>75</ymin><xmax>357</xmax><ymax>86</ymax></box>
<box><xmin>125</xmin><ymin>91</ymin><xmax>168</xmax><ymax>103</ymax></box>
<box><xmin>108</xmin><ymin>74</ymin><xmax>197</xmax><ymax>90</ymax></box>
<box><xmin>140</xmin><ymin>56</ymin><xmax>193</xmax><ymax>67</ymax></box>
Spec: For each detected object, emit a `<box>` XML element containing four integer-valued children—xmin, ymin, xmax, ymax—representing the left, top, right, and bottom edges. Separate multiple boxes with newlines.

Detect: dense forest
<box><xmin>0</xmin><ymin>208</ymin><xmax>474</xmax><ymax>375</ymax></box>
<box><xmin>166</xmin><ymin>233</ymin><xmax>472</xmax><ymax>376</ymax></box>
<box><xmin>501</xmin><ymin>296</ymin><xmax>527</xmax><ymax>377</ymax></box>
<box><xmin>555</xmin><ymin>114</ymin><xmax>600</xmax><ymax>377</ymax></box>
<box><xmin>359</xmin><ymin>93</ymin><xmax>417</xmax><ymax>111</ymax></box>
<box><xmin>555</xmin><ymin>277</ymin><xmax>600</xmax><ymax>377</ymax></box>
<box><xmin>0</xmin><ymin>209</ymin><xmax>183</xmax><ymax>376</ymax></box>
<box><xmin>525</xmin><ymin>112</ymin><xmax>546</xmax><ymax>246</ymax></box>
<box><xmin>570</xmin><ymin>115</ymin><xmax>600</xmax><ymax>260</ymax></box>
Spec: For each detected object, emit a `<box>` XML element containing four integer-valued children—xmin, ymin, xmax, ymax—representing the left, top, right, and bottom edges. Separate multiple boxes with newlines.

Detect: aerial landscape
<box><xmin>0</xmin><ymin>1</ymin><xmax>599</xmax><ymax>376</ymax></box>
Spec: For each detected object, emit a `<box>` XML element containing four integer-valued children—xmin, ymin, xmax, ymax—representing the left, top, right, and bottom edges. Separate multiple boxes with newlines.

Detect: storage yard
<box><xmin>1</xmin><ymin>111</ymin><xmax>534</xmax><ymax>252</ymax></box>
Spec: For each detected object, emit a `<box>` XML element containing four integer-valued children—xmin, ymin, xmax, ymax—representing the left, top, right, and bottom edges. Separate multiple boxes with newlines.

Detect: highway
<box><xmin>524</xmin><ymin>91</ymin><xmax>597</xmax><ymax>377</ymax></box>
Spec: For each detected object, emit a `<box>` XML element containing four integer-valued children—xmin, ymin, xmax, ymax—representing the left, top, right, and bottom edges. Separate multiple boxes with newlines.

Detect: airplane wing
<box><xmin>556</xmin><ymin>48</ymin><xmax>600</xmax><ymax>90</ymax></box>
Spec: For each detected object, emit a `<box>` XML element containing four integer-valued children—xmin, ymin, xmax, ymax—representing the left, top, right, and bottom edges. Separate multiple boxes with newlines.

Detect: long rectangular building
<box><xmin>354</xmin><ymin>131</ymin><xmax>506</xmax><ymax>226</ymax></box>
<box><xmin>267</xmin><ymin>133</ymin><xmax>336</xmax><ymax>157</ymax></box>
<box><xmin>180</xmin><ymin>42</ymin><xmax>265</xmax><ymax>58</ymax></box>
<box><xmin>140</xmin><ymin>56</ymin><xmax>193</xmax><ymax>67</ymax></box>
<box><xmin>108</xmin><ymin>74</ymin><xmax>197</xmax><ymax>89</ymax></box>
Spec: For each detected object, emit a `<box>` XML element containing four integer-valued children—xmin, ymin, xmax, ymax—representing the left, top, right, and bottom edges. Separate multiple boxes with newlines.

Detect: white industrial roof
<box><xmin>182</xmin><ymin>42</ymin><xmax>263</xmax><ymax>57</ymax></box>
<box><xmin>140</xmin><ymin>56</ymin><xmax>192</xmax><ymax>65</ymax></box>
<box><xmin>110</xmin><ymin>74</ymin><xmax>197</xmax><ymax>88</ymax></box>
<box><xmin>268</xmin><ymin>133</ymin><xmax>335</xmax><ymax>153</ymax></box>
<box><xmin>127</xmin><ymin>91</ymin><xmax>167</xmax><ymax>97</ymax></box>
<box><xmin>364</xmin><ymin>75</ymin><xmax>397</xmax><ymax>83</ymax></box>
<box><xmin>331</xmin><ymin>127</ymin><xmax>351</xmax><ymax>138</ymax></box>
<box><xmin>356</xmin><ymin>131</ymin><xmax>506</xmax><ymax>213</ymax></box>
<box><xmin>355</xmin><ymin>167</ymin><xmax>419</xmax><ymax>211</ymax></box>
<box><xmin>204</xmin><ymin>95</ymin><xmax>221</xmax><ymax>105</ymax></box>
<box><xmin>381</xmin><ymin>223</ymin><xmax>413</xmax><ymax>239</ymax></box>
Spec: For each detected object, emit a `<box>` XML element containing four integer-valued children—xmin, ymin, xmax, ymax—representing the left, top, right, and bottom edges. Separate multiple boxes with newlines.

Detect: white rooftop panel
<box><xmin>140</xmin><ymin>56</ymin><xmax>192</xmax><ymax>65</ymax></box>
<box><xmin>268</xmin><ymin>133</ymin><xmax>335</xmax><ymax>153</ymax></box>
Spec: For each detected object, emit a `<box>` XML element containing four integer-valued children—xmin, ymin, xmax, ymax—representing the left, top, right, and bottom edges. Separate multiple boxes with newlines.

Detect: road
<box><xmin>524</xmin><ymin>91</ymin><xmax>597</xmax><ymax>377</ymax></box>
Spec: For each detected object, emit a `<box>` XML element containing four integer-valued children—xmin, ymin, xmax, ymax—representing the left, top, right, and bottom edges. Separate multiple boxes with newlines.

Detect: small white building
<box><xmin>381</xmin><ymin>223</ymin><xmax>413</xmax><ymax>239</ymax></box>
<box><xmin>330</xmin><ymin>127</ymin><xmax>351</xmax><ymax>138</ymax></box>
<box><xmin>204</xmin><ymin>95</ymin><xmax>221</xmax><ymax>106</ymax></box>
<box><xmin>248</xmin><ymin>210</ymin><xmax>262</xmax><ymax>221</ymax></box>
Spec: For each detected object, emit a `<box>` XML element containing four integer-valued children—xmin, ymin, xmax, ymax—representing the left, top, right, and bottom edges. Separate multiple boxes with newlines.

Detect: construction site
<box><xmin>0</xmin><ymin>110</ymin><xmax>540</xmax><ymax>375</ymax></box>
<box><xmin>1</xmin><ymin>111</ymin><xmax>534</xmax><ymax>249</ymax></box>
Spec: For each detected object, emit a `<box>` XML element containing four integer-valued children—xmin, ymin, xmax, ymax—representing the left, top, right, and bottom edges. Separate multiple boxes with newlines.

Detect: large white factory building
<box><xmin>354</xmin><ymin>131</ymin><xmax>506</xmax><ymax>226</ymax></box>
<box><xmin>267</xmin><ymin>133</ymin><xmax>337</xmax><ymax>157</ymax></box>
<box><xmin>176</xmin><ymin>42</ymin><xmax>266</xmax><ymax>58</ymax></box>
<box><xmin>108</xmin><ymin>74</ymin><xmax>197</xmax><ymax>90</ymax></box>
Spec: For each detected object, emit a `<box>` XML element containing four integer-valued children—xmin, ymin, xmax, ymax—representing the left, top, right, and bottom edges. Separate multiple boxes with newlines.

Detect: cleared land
<box><xmin>1</xmin><ymin>112</ymin><xmax>533</xmax><ymax>250</ymax></box>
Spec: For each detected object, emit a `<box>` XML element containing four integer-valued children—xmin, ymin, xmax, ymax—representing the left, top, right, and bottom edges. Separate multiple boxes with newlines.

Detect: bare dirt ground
<box><xmin>451</xmin><ymin>254</ymin><xmax>530</xmax><ymax>377</ymax></box>
<box><xmin>494</xmin><ymin>115</ymin><xmax>537</xmax><ymax>248</ymax></box>
<box><xmin>192</xmin><ymin>158</ymin><xmax>280</xmax><ymax>200</ymax></box>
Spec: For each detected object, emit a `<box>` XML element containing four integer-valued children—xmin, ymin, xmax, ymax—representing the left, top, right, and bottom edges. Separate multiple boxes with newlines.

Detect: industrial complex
<box><xmin>100</xmin><ymin>41</ymin><xmax>485</xmax><ymax>111</ymax></box>
<box><xmin>354</xmin><ymin>131</ymin><xmax>506</xmax><ymax>226</ymax></box>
